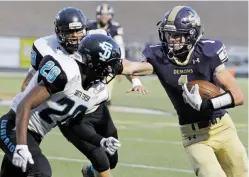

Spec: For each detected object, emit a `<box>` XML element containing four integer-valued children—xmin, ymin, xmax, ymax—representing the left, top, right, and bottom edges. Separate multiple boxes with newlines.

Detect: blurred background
<box><xmin>0</xmin><ymin>1</ymin><xmax>247</xmax><ymax>177</ymax></box>
<box><xmin>0</xmin><ymin>1</ymin><xmax>247</xmax><ymax>76</ymax></box>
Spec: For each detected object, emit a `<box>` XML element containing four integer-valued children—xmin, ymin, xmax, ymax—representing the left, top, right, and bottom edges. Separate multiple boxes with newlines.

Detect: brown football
<box><xmin>187</xmin><ymin>80</ymin><xmax>221</xmax><ymax>100</ymax></box>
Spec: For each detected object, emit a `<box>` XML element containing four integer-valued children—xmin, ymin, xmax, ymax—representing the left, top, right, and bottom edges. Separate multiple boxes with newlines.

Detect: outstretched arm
<box><xmin>122</xmin><ymin>59</ymin><xmax>154</xmax><ymax>76</ymax></box>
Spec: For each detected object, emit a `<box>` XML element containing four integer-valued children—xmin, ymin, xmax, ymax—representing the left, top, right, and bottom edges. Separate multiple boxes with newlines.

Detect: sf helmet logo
<box><xmin>99</xmin><ymin>42</ymin><xmax>113</xmax><ymax>61</ymax></box>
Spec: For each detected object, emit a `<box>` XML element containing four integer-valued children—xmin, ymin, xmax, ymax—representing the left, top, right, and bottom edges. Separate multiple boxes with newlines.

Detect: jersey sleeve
<box><xmin>30</xmin><ymin>43</ymin><xmax>44</xmax><ymax>71</ymax></box>
<box><xmin>37</xmin><ymin>55</ymin><xmax>68</xmax><ymax>94</ymax></box>
<box><xmin>206</xmin><ymin>40</ymin><xmax>228</xmax><ymax>74</ymax></box>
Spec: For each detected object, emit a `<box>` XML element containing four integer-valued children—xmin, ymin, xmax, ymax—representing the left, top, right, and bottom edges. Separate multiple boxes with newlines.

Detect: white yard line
<box><xmin>0</xmin><ymin>152</ymin><xmax>193</xmax><ymax>173</ymax></box>
<box><xmin>48</xmin><ymin>132</ymin><xmax>181</xmax><ymax>145</ymax></box>
<box><xmin>48</xmin><ymin>132</ymin><xmax>248</xmax><ymax>149</ymax></box>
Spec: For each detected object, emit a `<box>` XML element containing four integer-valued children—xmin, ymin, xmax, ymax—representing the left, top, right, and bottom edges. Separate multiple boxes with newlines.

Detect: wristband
<box><xmin>132</xmin><ymin>78</ymin><xmax>142</xmax><ymax>88</ymax></box>
<box><xmin>201</xmin><ymin>91</ymin><xmax>235</xmax><ymax>111</ymax></box>
<box><xmin>210</xmin><ymin>90</ymin><xmax>235</xmax><ymax>110</ymax></box>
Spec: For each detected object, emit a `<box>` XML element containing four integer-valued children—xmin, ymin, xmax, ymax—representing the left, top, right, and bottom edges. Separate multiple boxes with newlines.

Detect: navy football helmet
<box><xmin>76</xmin><ymin>33</ymin><xmax>122</xmax><ymax>84</ymax></box>
<box><xmin>96</xmin><ymin>3</ymin><xmax>114</xmax><ymax>26</ymax></box>
<box><xmin>158</xmin><ymin>6</ymin><xmax>203</xmax><ymax>59</ymax></box>
<box><xmin>54</xmin><ymin>7</ymin><xmax>88</xmax><ymax>53</ymax></box>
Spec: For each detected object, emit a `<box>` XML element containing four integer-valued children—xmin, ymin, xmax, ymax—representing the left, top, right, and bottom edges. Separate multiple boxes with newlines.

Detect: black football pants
<box><xmin>0</xmin><ymin>109</ymin><xmax>52</xmax><ymax>177</ymax></box>
<box><xmin>59</xmin><ymin>102</ymin><xmax>119</xmax><ymax>172</ymax></box>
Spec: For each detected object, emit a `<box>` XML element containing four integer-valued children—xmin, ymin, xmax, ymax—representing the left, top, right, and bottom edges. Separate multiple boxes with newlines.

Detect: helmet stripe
<box><xmin>102</xmin><ymin>4</ymin><xmax>109</xmax><ymax>13</ymax></box>
<box><xmin>167</xmin><ymin>6</ymin><xmax>185</xmax><ymax>25</ymax></box>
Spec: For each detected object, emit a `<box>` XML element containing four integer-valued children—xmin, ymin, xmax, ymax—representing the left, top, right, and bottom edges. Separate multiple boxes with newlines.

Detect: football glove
<box><xmin>12</xmin><ymin>145</ymin><xmax>34</xmax><ymax>172</ymax></box>
<box><xmin>100</xmin><ymin>137</ymin><xmax>121</xmax><ymax>155</ymax></box>
<box><xmin>182</xmin><ymin>84</ymin><xmax>202</xmax><ymax>111</ymax></box>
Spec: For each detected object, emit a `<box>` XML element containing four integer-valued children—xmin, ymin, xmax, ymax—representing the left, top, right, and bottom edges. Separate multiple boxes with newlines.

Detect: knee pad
<box><xmin>89</xmin><ymin>148</ymin><xmax>110</xmax><ymax>172</ymax></box>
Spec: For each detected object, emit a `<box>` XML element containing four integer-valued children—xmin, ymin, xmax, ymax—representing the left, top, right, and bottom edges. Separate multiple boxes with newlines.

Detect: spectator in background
<box><xmin>88</xmin><ymin>3</ymin><xmax>138</xmax><ymax>105</ymax></box>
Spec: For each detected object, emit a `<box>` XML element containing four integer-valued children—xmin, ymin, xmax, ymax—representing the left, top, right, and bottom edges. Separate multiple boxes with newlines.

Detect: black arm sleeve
<box><xmin>31</xmin><ymin>43</ymin><xmax>44</xmax><ymax>71</ymax></box>
<box><xmin>37</xmin><ymin>55</ymin><xmax>68</xmax><ymax>94</ymax></box>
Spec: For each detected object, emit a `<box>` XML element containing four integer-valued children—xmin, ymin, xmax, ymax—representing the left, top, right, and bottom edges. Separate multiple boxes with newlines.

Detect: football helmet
<box><xmin>76</xmin><ymin>33</ymin><xmax>122</xmax><ymax>84</ymax></box>
<box><xmin>96</xmin><ymin>3</ymin><xmax>114</xmax><ymax>26</ymax></box>
<box><xmin>158</xmin><ymin>6</ymin><xmax>203</xmax><ymax>59</ymax></box>
<box><xmin>54</xmin><ymin>7</ymin><xmax>88</xmax><ymax>53</ymax></box>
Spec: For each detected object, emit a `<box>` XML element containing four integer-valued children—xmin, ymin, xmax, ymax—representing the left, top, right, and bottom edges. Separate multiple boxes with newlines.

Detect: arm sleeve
<box><xmin>30</xmin><ymin>43</ymin><xmax>44</xmax><ymax>71</ymax></box>
<box><xmin>37</xmin><ymin>55</ymin><xmax>68</xmax><ymax>94</ymax></box>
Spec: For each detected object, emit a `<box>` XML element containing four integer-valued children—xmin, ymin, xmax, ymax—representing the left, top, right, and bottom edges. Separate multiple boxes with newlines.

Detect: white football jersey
<box><xmin>20</xmin><ymin>29</ymin><xmax>109</xmax><ymax>114</ymax></box>
<box><xmin>11</xmin><ymin>34</ymin><xmax>109</xmax><ymax>137</ymax></box>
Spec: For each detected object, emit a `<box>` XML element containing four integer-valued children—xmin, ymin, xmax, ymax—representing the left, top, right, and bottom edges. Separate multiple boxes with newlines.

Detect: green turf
<box><xmin>0</xmin><ymin>76</ymin><xmax>247</xmax><ymax>177</ymax></box>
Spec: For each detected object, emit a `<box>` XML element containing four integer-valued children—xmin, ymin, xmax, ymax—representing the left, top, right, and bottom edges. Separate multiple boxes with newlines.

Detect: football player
<box><xmin>19</xmin><ymin>7</ymin><xmax>145</xmax><ymax>177</ymax></box>
<box><xmin>87</xmin><ymin>3</ymin><xmax>141</xmax><ymax>106</ymax></box>
<box><xmin>0</xmin><ymin>33</ymin><xmax>122</xmax><ymax>177</ymax></box>
<box><xmin>121</xmin><ymin>6</ymin><xmax>248</xmax><ymax>177</ymax></box>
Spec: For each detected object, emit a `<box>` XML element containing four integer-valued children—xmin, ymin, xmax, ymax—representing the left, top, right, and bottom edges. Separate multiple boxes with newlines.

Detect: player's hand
<box><xmin>100</xmin><ymin>137</ymin><xmax>121</xmax><ymax>155</ymax></box>
<box><xmin>12</xmin><ymin>145</ymin><xmax>34</xmax><ymax>172</ymax></box>
<box><xmin>182</xmin><ymin>84</ymin><xmax>202</xmax><ymax>111</ymax></box>
<box><xmin>126</xmin><ymin>85</ymin><xmax>148</xmax><ymax>95</ymax></box>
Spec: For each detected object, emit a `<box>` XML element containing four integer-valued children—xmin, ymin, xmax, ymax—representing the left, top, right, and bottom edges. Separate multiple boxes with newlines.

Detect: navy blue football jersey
<box><xmin>142</xmin><ymin>39</ymin><xmax>228</xmax><ymax>125</ymax></box>
<box><xmin>87</xmin><ymin>20</ymin><xmax>123</xmax><ymax>38</ymax></box>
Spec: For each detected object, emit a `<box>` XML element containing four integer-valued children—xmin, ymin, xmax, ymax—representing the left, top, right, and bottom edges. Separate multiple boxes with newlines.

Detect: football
<box><xmin>187</xmin><ymin>80</ymin><xmax>221</xmax><ymax>100</ymax></box>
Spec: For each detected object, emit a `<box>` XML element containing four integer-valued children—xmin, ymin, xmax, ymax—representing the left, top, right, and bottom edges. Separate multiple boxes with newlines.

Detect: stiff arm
<box><xmin>121</xmin><ymin>59</ymin><xmax>154</xmax><ymax>76</ymax></box>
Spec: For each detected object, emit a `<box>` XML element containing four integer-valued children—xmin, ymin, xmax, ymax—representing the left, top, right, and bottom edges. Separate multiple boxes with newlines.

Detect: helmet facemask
<box><xmin>97</xmin><ymin>13</ymin><xmax>112</xmax><ymax>26</ymax></box>
<box><xmin>159</xmin><ymin>24</ymin><xmax>197</xmax><ymax>59</ymax></box>
<box><xmin>88</xmin><ymin>59</ymin><xmax>123</xmax><ymax>84</ymax></box>
<box><xmin>77</xmin><ymin>51</ymin><xmax>123</xmax><ymax>84</ymax></box>
<box><xmin>55</xmin><ymin>27</ymin><xmax>87</xmax><ymax>53</ymax></box>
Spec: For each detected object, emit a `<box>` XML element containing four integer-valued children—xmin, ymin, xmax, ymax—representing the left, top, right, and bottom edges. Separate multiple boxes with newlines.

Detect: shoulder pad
<box><xmin>53</xmin><ymin>55</ymin><xmax>80</xmax><ymax>82</ymax></box>
<box><xmin>198</xmin><ymin>39</ymin><xmax>228</xmax><ymax>69</ymax></box>
<box><xmin>142</xmin><ymin>44</ymin><xmax>163</xmax><ymax>61</ymax></box>
<box><xmin>38</xmin><ymin>55</ymin><xmax>67</xmax><ymax>94</ymax></box>
<box><xmin>33</xmin><ymin>35</ymin><xmax>58</xmax><ymax>56</ymax></box>
<box><xmin>199</xmin><ymin>39</ymin><xmax>225</xmax><ymax>57</ymax></box>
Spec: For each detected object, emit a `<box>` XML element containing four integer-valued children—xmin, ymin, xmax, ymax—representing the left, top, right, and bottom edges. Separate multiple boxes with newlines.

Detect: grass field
<box><xmin>0</xmin><ymin>75</ymin><xmax>248</xmax><ymax>177</ymax></box>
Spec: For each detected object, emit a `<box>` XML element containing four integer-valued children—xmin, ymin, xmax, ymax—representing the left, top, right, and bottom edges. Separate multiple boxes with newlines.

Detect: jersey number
<box><xmin>99</xmin><ymin>42</ymin><xmax>113</xmax><ymax>61</ymax></box>
<box><xmin>40</xmin><ymin>61</ymin><xmax>61</xmax><ymax>83</ymax></box>
<box><xmin>178</xmin><ymin>75</ymin><xmax>188</xmax><ymax>85</ymax></box>
<box><xmin>39</xmin><ymin>97</ymin><xmax>87</xmax><ymax>124</ymax></box>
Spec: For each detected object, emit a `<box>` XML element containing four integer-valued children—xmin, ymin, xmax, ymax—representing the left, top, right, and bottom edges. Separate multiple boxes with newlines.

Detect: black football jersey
<box><xmin>142</xmin><ymin>39</ymin><xmax>228</xmax><ymax>125</ymax></box>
